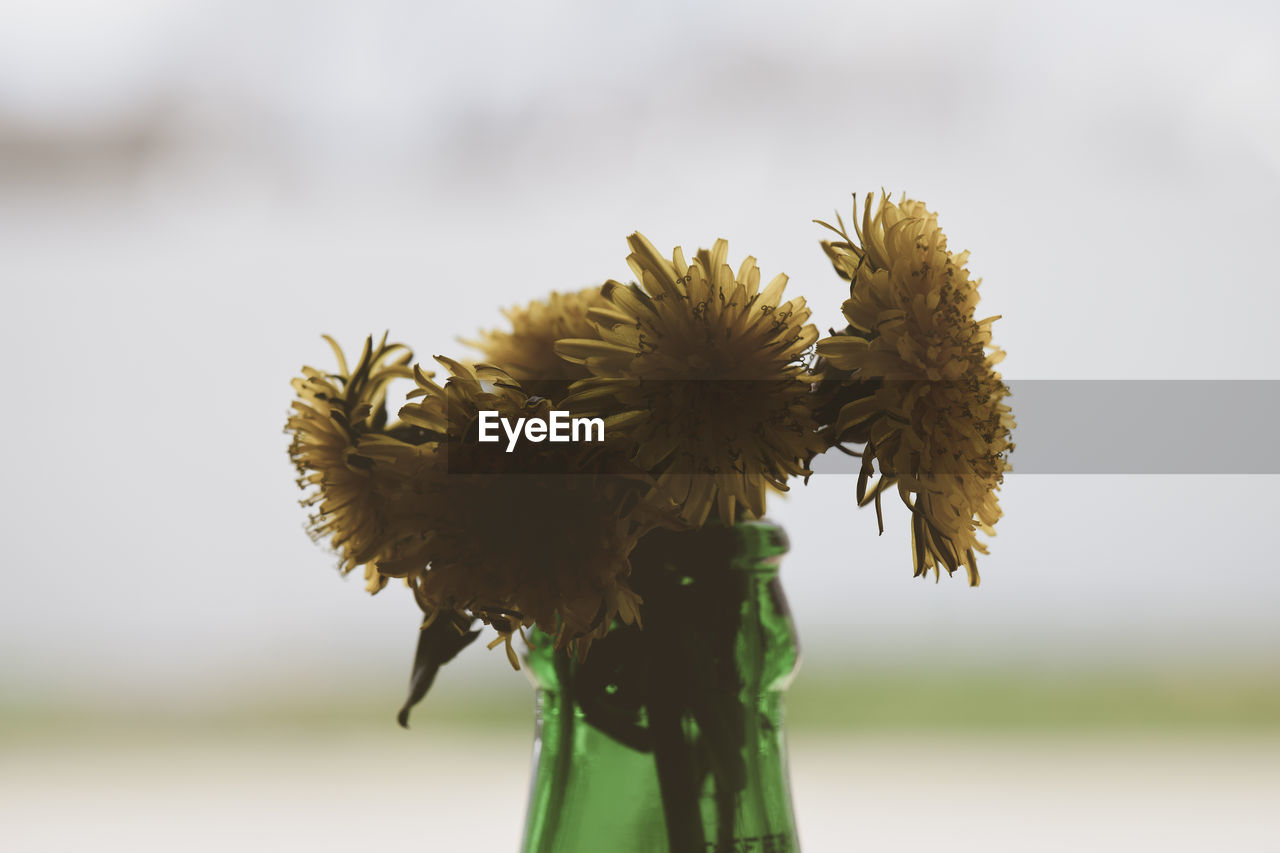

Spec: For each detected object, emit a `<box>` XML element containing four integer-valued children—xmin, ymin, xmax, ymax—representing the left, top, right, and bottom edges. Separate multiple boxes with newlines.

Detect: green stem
<box><xmin>650</xmin><ymin>692</ymin><xmax>704</xmax><ymax>853</ymax></box>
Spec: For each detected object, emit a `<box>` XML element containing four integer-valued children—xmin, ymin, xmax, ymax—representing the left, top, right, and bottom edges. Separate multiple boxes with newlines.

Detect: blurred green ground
<box><xmin>4</xmin><ymin>666</ymin><xmax>1277</xmax><ymax>740</ymax></box>
<box><xmin>4</xmin><ymin>668</ymin><xmax>1278</xmax><ymax>852</ymax></box>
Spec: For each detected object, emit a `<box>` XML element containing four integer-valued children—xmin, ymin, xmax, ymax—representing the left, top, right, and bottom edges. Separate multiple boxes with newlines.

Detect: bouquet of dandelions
<box><xmin>285</xmin><ymin>193</ymin><xmax>1015</xmax><ymax>723</ymax></box>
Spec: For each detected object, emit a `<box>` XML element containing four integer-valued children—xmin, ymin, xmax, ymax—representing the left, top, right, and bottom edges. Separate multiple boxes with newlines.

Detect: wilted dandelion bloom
<box><xmin>815</xmin><ymin>194</ymin><xmax>1015</xmax><ymax>585</ymax></box>
<box><xmin>465</xmin><ymin>286</ymin><xmax>609</xmax><ymax>402</ymax></box>
<box><xmin>557</xmin><ymin>233</ymin><xmax>823</xmax><ymax>526</ymax></box>
<box><xmin>395</xmin><ymin>358</ymin><xmax>649</xmax><ymax>663</ymax></box>
<box><xmin>285</xmin><ymin>335</ymin><xmax>427</xmax><ymax>592</ymax></box>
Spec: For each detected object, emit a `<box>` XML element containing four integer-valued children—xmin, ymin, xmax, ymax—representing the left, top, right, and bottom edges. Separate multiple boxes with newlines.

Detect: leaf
<box><xmin>397</xmin><ymin>614</ymin><xmax>481</xmax><ymax>728</ymax></box>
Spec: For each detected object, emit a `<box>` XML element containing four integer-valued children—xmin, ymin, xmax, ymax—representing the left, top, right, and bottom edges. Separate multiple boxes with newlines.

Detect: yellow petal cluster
<box><xmin>286</xmin><ymin>201</ymin><xmax>1017</xmax><ymax>686</ymax></box>
<box><xmin>464</xmin><ymin>286</ymin><xmax>609</xmax><ymax>402</ymax></box>
<box><xmin>393</xmin><ymin>358</ymin><xmax>649</xmax><ymax>660</ymax></box>
<box><xmin>557</xmin><ymin>233</ymin><xmax>823</xmax><ymax>526</ymax></box>
<box><xmin>285</xmin><ymin>335</ymin><xmax>424</xmax><ymax>592</ymax></box>
<box><xmin>815</xmin><ymin>194</ymin><xmax>1015</xmax><ymax>584</ymax></box>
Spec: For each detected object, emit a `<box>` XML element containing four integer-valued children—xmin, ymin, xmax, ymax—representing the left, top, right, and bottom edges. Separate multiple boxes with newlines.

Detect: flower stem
<box><xmin>650</xmin><ymin>690</ymin><xmax>704</xmax><ymax>853</ymax></box>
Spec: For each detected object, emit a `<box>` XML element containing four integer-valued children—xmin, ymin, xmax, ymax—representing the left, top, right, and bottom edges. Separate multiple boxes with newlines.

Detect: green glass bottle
<box><xmin>520</xmin><ymin>521</ymin><xmax>802</xmax><ymax>853</ymax></box>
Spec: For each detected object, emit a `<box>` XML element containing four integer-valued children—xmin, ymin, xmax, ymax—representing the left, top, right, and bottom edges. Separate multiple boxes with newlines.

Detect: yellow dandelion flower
<box><xmin>393</xmin><ymin>358</ymin><xmax>649</xmax><ymax>661</ymax></box>
<box><xmin>815</xmin><ymin>193</ymin><xmax>1014</xmax><ymax>585</ymax></box>
<box><xmin>557</xmin><ymin>233</ymin><xmax>823</xmax><ymax>527</ymax></box>
<box><xmin>285</xmin><ymin>334</ymin><xmax>424</xmax><ymax>591</ymax></box>
<box><xmin>464</xmin><ymin>286</ymin><xmax>610</xmax><ymax>402</ymax></box>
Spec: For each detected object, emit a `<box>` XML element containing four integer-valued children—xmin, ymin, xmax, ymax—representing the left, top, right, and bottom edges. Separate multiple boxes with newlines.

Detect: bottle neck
<box><xmin>521</xmin><ymin>521</ymin><xmax>801</xmax><ymax>853</ymax></box>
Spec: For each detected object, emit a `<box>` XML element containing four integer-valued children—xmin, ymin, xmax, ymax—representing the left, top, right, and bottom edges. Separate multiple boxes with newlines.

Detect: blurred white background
<box><xmin>2</xmin><ymin>1</ymin><xmax>1279</xmax><ymax>850</ymax></box>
